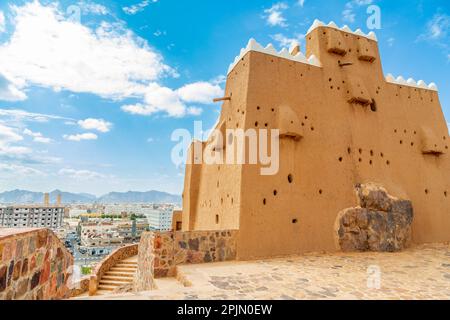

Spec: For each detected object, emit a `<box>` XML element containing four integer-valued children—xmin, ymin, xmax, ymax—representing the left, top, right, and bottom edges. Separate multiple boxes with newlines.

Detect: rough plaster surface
<box><xmin>182</xmin><ymin>24</ymin><xmax>450</xmax><ymax>260</ymax></box>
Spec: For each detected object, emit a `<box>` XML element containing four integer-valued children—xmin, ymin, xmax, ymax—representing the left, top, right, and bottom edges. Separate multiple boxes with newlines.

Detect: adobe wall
<box><xmin>182</xmin><ymin>23</ymin><xmax>450</xmax><ymax>260</ymax></box>
<box><xmin>181</xmin><ymin>53</ymin><xmax>252</xmax><ymax>232</ymax></box>
<box><xmin>237</xmin><ymin>27</ymin><xmax>448</xmax><ymax>259</ymax></box>
<box><xmin>0</xmin><ymin>228</ymin><xmax>74</xmax><ymax>300</ymax></box>
<box><xmin>134</xmin><ymin>230</ymin><xmax>238</xmax><ymax>291</ymax></box>
<box><xmin>171</xmin><ymin>210</ymin><xmax>182</xmax><ymax>231</ymax></box>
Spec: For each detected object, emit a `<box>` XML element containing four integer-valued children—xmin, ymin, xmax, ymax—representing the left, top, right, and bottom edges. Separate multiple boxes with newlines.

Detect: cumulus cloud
<box><xmin>0</xmin><ymin>1</ymin><xmax>175</xmax><ymax>100</ymax></box>
<box><xmin>122</xmin><ymin>81</ymin><xmax>222</xmax><ymax>117</ymax></box>
<box><xmin>0</xmin><ymin>73</ymin><xmax>27</xmax><ymax>102</ymax></box>
<box><xmin>176</xmin><ymin>82</ymin><xmax>223</xmax><ymax>104</ymax></box>
<box><xmin>297</xmin><ymin>0</ymin><xmax>305</xmax><ymax>7</ymax></box>
<box><xmin>23</xmin><ymin>128</ymin><xmax>52</xmax><ymax>143</ymax></box>
<box><xmin>78</xmin><ymin>118</ymin><xmax>112</xmax><ymax>133</ymax></box>
<box><xmin>63</xmin><ymin>132</ymin><xmax>98</xmax><ymax>141</ymax></box>
<box><xmin>123</xmin><ymin>0</ymin><xmax>157</xmax><ymax>15</ymax></box>
<box><xmin>0</xmin><ymin>1</ymin><xmax>218</xmax><ymax>119</ymax></box>
<box><xmin>58</xmin><ymin>168</ymin><xmax>106</xmax><ymax>180</ymax></box>
<box><xmin>264</xmin><ymin>3</ymin><xmax>288</xmax><ymax>27</ymax></box>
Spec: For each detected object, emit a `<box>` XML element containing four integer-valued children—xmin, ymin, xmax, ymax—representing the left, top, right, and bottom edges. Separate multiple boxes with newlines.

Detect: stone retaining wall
<box><xmin>134</xmin><ymin>230</ymin><xmax>238</xmax><ymax>291</ymax></box>
<box><xmin>0</xmin><ymin>228</ymin><xmax>74</xmax><ymax>300</ymax></box>
<box><xmin>89</xmin><ymin>243</ymin><xmax>138</xmax><ymax>296</ymax></box>
<box><xmin>70</xmin><ymin>276</ymin><xmax>90</xmax><ymax>297</ymax></box>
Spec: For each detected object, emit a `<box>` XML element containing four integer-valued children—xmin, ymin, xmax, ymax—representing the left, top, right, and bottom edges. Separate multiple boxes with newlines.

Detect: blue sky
<box><xmin>0</xmin><ymin>0</ymin><xmax>449</xmax><ymax>196</ymax></box>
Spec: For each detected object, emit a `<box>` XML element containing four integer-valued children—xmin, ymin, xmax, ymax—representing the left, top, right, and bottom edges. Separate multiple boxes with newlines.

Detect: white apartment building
<box><xmin>144</xmin><ymin>209</ymin><xmax>173</xmax><ymax>231</ymax></box>
<box><xmin>0</xmin><ymin>205</ymin><xmax>64</xmax><ymax>229</ymax></box>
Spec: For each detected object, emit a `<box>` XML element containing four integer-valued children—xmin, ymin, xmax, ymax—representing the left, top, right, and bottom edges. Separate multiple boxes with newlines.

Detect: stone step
<box><xmin>105</xmin><ymin>271</ymin><xmax>135</xmax><ymax>278</ymax></box>
<box><xmin>100</xmin><ymin>279</ymin><xmax>132</xmax><ymax>286</ymax></box>
<box><xmin>115</xmin><ymin>264</ymin><xmax>137</xmax><ymax>269</ymax></box>
<box><xmin>119</xmin><ymin>261</ymin><xmax>138</xmax><ymax>265</ymax></box>
<box><xmin>97</xmin><ymin>285</ymin><xmax>116</xmax><ymax>291</ymax></box>
<box><xmin>109</xmin><ymin>267</ymin><xmax>137</xmax><ymax>273</ymax></box>
<box><xmin>102</xmin><ymin>275</ymin><xmax>134</xmax><ymax>282</ymax></box>
<box><xmin>95</xmin><ymin>290</ymin><xmax>115</xmax><ymax>296</ymax></box>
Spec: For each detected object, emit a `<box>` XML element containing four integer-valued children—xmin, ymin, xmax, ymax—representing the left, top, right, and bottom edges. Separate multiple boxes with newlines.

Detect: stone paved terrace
<box><xmin>73</xmin><ymin>243</ymin><xmax>450</xmax><ymax>300</ymax></box>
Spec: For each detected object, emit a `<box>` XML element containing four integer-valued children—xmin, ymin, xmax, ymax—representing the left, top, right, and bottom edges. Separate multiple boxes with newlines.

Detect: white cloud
<box><xmin>77</xmin><ymin>118</ymin><xmax>112</xmax><ymax>133</ymax></box>
<box><xmin>58</xmin><ymin>168</ymin><xmax>106</xmax><ymax>180</ymax></box>
<box><xmin>122</xmin><ymin>81</ymin><xmax>222</xmax><ymax>117</ymax></box>
<box><xmin>23</xmin><ymin>128</ymin><xmax>52</xmax><ymax>143</ymax></box>
<box><xmin>417</xmin><ymin>14</ymin><xmax>450</xmax><ymax>60</ymax></box>
<box><xmin>342</xmin><ymin>7</ymin><xmax>355</xmax><ymax>23</ymax></box>
<box><xmin>177</xmin><ymin>82</ymin><xmax>223</xmax><ymax>104</ymax></box>
<box><xmin>342</xmin><ymin>0</ymin><xmax>373</xmax><ymax>23</ymax></box>
<box><xmin>0</xmin><ymin>145</ymin><xmax>31</xmax><ymax>155</ymax></box>
<box><xmin>270</xmin><ymin>33</ymin><xmax>305</xmax><ymax>49</ymax></box>
<box><xmin>297</xmin><ymin>0</ymin><xmax>305</xmax><ymax>7</ymax></box>
<box><xmin>0</xmin><ymin>124</ymin><xmax>31</xmax><ymax>156</ymax></box>
<box><xmin>0</xmin><ymin>1</ymin><xmax>174</xmax><ymax>100</ymax></box>
<box><xmin>264</xmin><ymin>3</ymin><xmax>288</xmax><ymax>27</ymax></box>
<box><xmin>0</xmin><ymin>73</ymin><xmax>27</xmax><ymax>101</ymax></box>
<box><xmin>0</xmin><ymin>108</ymin><xmax>71</xmax><ymax>123</ymax></box>
<box><xmin>77</xmin><ymin>1</ymin><xmax>109</xmax><ymax>15</ymax></box>
<box><xmin>419</xmin><ymin>14</ymin><xmax>449</xmax><ymax>40</ymax></box>
<box><xmin>123</xmin><ymin>0</ymin><xmax>157</xmax><ymax>15</ymax></box>
<box><xmin>0</xmin><ymin>123</ymin><xmax>23</xmax><ymax>143</ymax></box>
<box><xmin>63</xmin><ymin>132</ymin><xmax>98</xmax><ymax>141</ymax></box>
<box><xmin>186</xmin><ymin>106</ymin><xmax>203</xmax><ymax>116</ymax></box>
<box><xmin>122</xmin><ymin>83</ymin><xmax>185</xmax><ymax>117</ymax></box>
<box><xmin>0</xmin><ymin>11</ymin><xmax>5</xmax><ymax>33</ymax></box>
<box><xmin>0</xmin><ymin>163</ymin><xmax>45</xmax><ymax>176</ymax></box>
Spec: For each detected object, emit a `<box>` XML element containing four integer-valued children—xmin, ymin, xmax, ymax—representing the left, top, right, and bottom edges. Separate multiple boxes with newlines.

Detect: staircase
<box><xmin>96</xmin><ymin>256</ymin><xmax>138</xmax><ymax>295</ymax></box>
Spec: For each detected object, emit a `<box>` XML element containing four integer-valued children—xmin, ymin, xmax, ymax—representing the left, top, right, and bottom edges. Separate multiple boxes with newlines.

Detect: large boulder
<box><xmin>335</xmin><ymin>183</ymin><xmax>413</xmax><ymax>252</ymax></box>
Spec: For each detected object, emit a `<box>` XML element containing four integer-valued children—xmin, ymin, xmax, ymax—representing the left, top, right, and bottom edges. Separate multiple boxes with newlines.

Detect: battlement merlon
<box><xmin>226</xmin><ymin>19</ymin><xmax>439</xmax><ymax>93</ymax></box>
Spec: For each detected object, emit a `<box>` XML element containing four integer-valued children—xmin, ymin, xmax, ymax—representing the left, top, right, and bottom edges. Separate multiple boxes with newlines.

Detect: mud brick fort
<box><xmin>181</xmin><ymin>20</ymin><xmax>449</xmax><ymax>259</ymax></box>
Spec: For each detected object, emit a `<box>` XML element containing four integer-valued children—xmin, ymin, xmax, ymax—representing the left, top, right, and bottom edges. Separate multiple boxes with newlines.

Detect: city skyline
<box><xmin>0</xmin><ymin>0</ymin><xmax>449</xmax><ymax>196</ymax></box>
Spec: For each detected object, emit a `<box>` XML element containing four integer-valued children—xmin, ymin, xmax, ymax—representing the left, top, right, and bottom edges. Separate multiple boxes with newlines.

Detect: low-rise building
<box><xmin>80</xmin><ymin>221</ymin><xmax>124</xmax><ymax>246</ymax></box>
<box><xmin>0</xmin><ymin>193</ymin><xmax>65</xmax><ymax>229</ymax></box>
<box><xmin>116</xmin><ymin>219</ymin><xmax>149</xmax><ymax>242</ymax></box>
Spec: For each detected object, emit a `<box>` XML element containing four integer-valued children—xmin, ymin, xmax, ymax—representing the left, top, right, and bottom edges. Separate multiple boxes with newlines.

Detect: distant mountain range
<box><xmin>0</xmin><ymin>189</ymin><xmax>181</xmax><ymax>205</ymax></box>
